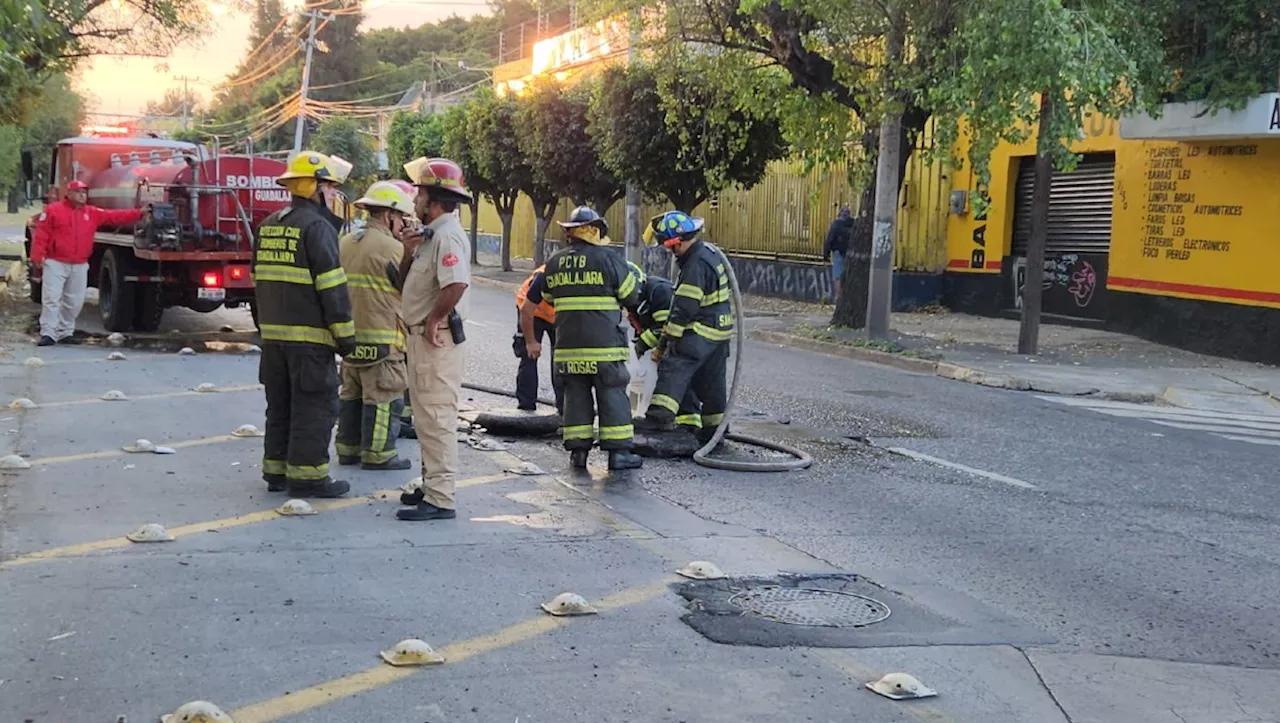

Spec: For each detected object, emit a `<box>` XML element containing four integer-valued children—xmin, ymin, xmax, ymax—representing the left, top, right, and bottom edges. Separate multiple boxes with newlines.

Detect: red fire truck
<box><xmin>28</xmin><ymin>136</ymin><xmax>290</xmax><ymax>332</ymax></box>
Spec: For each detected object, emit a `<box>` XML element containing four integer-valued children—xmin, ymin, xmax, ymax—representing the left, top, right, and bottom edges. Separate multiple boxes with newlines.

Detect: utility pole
<box><xmin>174</xmin><ymin>75</ymin><xmax>195</xmax><ymax>130</ymax></box>
<box><xmin>865</xmin><ymin>9</ymin><xmax>905</xmax><ymax>339</ymax></box>
<box><xmin>293</xmin><ymin>9</ymin><xmax>322</xmax><ymax>153</ymax></box>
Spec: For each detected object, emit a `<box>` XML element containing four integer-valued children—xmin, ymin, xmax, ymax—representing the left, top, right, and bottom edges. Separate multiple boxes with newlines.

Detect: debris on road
<box><xmin>9</xmin><ymin>397</ymin><xmax>36</xmax><ymax>409</ymax></box>
<box><xmin>677</xmin><ymin>561</ymin><xmax>727</xmax><ymax>580</ymax></box>
<box><xmin>379</xmin><ymin>638</ymin><xmax>445</xmax><ymax>667</ymax></box>
<box><xmin>101</xmin><ymin>389</ymin><xmax>129</xmax><ymax>401</ymax></box>
<box><xmin>232</xmin><ymin>424</ymin><xmax>264</xmax><ymax>437</ymax></box>
<box><xmin>276</xmin><ymin>499</ymin><xmax>317</xmax><ymax>516</ymax></box>
<box><xmin>154</xmin><ymin>446</ymin><xmax>176</xmax><ymax>454</ymax></box>
<box><xmin>504</xmin><ymin>462</ymin><xmax>545</xmax><ymax>476</ymax></box>
<box><xmin>24</xmin><ymin>356</ymin><xmax>43</xmax><ymax>368</ymax></box>
<box><xmin>46</xmin><ymin>631</ymin><xmax>76</xmax><ymax>642</ymax></box>
<box><xmin>178</xmin><ymin>347</ymin><xmax>196</xmax><ymax>356</ymax></box>
<box><xmin>123</xmin><ymin>439</ymin><xmax>157</xmax><ymax>453</ymax></box>
<box><xmin>107</xmin><ymin>351</ymin><xmax>127</xmax><ymax>361</ymax></box>
<box><xmin>126</xmin><ymin>523</ymin><xmax>175</xmax><ymax>543</ymax></box>
<box><xmin>465</xmin><ymin>435</ymin><xmax>509</xmax><ymax>452</ymax></box>
<box><xmin>107</xmin><ymin>332</ymin><xmax>126</xmax><ymax>347</ymax></box>
<box><xmin>160</xmin><ymin>700</ymin><xmax>234</xmax><ymax>722</ymax></box>
<box><xmin>193</xmin><ymin>383</ymin><xmax>218</xmax><ymax>393</ymax></box>
<box><xmin>0</xmin><ymin>454</ymin><xmax>30</xmax><ymax>469</ymax></box>
<box><xmin>245</xmin><ymin>345</ymin><xmax>261</xmax><ymax>354</ymax></box>
<box><xmin>865</xmin><ymin>672</ymin><xmax>937</xmax><ymax>700</ymax></box>
<box><xmin>541</xmin><ymin>592</ymin><xmax>597</xmax><ymax>616</ymax></box>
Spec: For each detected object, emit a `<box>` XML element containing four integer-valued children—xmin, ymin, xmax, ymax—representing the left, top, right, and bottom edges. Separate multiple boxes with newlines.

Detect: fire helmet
<box><xmin>403</xmin><ymin>157</ymin><xmax>472</xmax><ymax>203</ymax></box>
<box><xmin>327</xmin><ymin>155</ymin><xmax>354</xmax><ymax>184</ymax></box>
<box><xmin>66</xmin><ymin>180</ymin><xmax>88</xmax><ymax>191</ymax></box>
<box><xmin>557</xmin><ymin>206</ymin><xmax>608</xmax><ymax>236</ymax></box>
<box><xmin>354</xmin><ymin>181</ymin><xmax>415</xmax><ymax>215</ymax></box>
<box><xmin>276</xmin><ymin>151</ymin><xmax>341</xmax><ymax>186</ymax></box>
<box><xmin>388</xmin><ymin>179</ymin><xmax>417</xmax><ymax>200</ymax></box>
<box><xmin>644</xmin><ymin>210</ymin><xmax>703</xmax><ymax>249</ymax></box>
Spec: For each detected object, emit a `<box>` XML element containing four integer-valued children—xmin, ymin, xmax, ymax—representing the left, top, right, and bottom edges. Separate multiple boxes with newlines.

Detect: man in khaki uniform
<box><xmin>335</xmin><ymin>180</ymin><xmax>416</xmax><ymax>471</ymax></box>
<box><xmin>395</xmin><ymin>156</ymin><xmax>472</xmax><ymax>522</ymax></box>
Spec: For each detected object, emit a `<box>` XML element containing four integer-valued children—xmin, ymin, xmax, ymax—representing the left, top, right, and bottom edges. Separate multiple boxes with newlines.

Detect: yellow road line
<box><xmin>814</xmin><ymin>650</ymin><xmax>957</xmax><ymax>722</ymax></box>
<box><xmin>232</xmin><ymin>576</ymin><xmax>676</xmax><ymax>723</ymax></box>
<box><xmin>26</xmin><ymin>434</ymin><xmax>247</xmax><ymax>466</ymax></box>
<box><xmin>0</xmin><ymin>472</ymin><xmax>515</xmax><ymax>568</ymax></box>
<box><xmin>34</xmin><ymin>384</ymin><xmax>263</xmax><ymax>409</ymax></box>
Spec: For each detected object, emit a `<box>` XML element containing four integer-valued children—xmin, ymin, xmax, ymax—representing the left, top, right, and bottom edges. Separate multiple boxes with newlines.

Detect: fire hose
<box><xmin>461</xmin><ymin>242</ymin><xmax>811</xmax><ymax>473</ymax></box>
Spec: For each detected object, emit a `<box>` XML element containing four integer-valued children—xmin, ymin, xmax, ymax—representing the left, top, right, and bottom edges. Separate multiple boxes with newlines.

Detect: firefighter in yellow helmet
<box><xmin>334</xmin><ymin>181</ymin><xmax>416</xmax><ymax>471</ymax></box>
<box><xmin>252</xmin><ymin>151</ymin><xmax>356</xmax><ymax>499</ymax></box>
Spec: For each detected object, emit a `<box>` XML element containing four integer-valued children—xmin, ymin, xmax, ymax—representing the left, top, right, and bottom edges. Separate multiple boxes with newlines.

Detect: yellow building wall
<box><xmin>943</xmin><ymin>109</ymin><xmax>1280</xmax><ymax>309</ymax></box>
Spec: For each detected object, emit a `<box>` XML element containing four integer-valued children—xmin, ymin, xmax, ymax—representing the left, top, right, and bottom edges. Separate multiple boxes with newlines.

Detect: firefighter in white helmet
<box><xmin>334</xmin><ymin>180</ymin><xmax>416</xmax><ymax>471</ymax></box>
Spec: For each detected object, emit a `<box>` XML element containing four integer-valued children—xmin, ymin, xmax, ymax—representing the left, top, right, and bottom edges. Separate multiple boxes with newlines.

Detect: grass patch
<box><xmin>788</xmin><ymin>322</ymin><xmax>920</xmax><ymax>357</ymax></box>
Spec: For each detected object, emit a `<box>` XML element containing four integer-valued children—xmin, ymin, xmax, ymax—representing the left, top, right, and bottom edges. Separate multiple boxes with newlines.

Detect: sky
<box><xmin>76</xmin><ymin>0</ymin><xmax>491</xmax><ymax>120</ymax></box>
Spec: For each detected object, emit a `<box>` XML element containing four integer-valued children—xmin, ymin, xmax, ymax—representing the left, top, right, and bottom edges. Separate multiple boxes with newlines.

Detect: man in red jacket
<box><xmin>30</xmin><ymin>180</ymin><xmax>149</xmax><ymax>346</ymax></box>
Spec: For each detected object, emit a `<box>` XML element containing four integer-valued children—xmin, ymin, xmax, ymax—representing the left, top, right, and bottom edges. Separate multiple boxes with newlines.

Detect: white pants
<box><xmin>39</xmin><ymin>259</ymin><xmax>89</xmax><ymax>341</ymax></box>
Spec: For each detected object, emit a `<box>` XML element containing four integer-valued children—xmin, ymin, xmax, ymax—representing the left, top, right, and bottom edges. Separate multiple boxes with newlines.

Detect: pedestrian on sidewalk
<box><xmin>334</xmin><ymin>180</ymin><xmax>416</xmax><ymax>472</ymax></box>
<box><xmin>396</xmin><ymin>156</ymin><xmax>472</xmax><ymax>522</ymax></box>
<box><xmin>513</xmin><ymin>263</ymin><xmax>564</xmax><ymax>414</ymax></box>
<box><xmin>30</xmin><ymin>180</ymin><xmax>149</xmax><ymax>346</ymax></box>
<box><xmin>823</xmin><ymin>205</ymin><xmax>853</xmax><ymax>306</ymax></box>
<box><xmin>252</xmin><ymin>151</ymin><xmax>357</xmax><ymax>499</ymax></box>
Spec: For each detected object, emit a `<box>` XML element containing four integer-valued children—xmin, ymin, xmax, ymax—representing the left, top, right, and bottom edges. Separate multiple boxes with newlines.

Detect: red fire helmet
<box><xmin>403</xmin><ymin>157</ymin><xmax>471</xmax><ymax>203</ymax></box>
<box><xmin>66</xmin><ymin>180</ymin><xmax>88</xmax><ymax>191</ymax></box>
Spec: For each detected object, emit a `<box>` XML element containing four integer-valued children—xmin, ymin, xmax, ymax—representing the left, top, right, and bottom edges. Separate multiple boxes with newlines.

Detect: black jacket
<box><xmin>532</xmin><ymin>241</ymin><xmax>642</xmax><ymax>364</ymax></box>
<box><xmin>630</xmin><ymin>275</ymin><xmax>673</xmax><ymax>353</ymax></box>
<box><xmin>668</xmin><ymin>240</ymin><xmax>734</xmax><ymax>344</ymax></box>
<box><xmin>823</xmin><ymin>214</ymin><xmax>853</xmax><ymax>260</ymax></box>
<box><xmin>251</xmin><ymin>196</ymin><xmax>355</xmax><ymax>351</ymax></box>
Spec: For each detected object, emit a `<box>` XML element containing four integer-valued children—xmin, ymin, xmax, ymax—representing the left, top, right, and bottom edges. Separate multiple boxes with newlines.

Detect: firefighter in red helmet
<box><xmin>395</xmin><ymin>157</ymin><xmax>473</xmax><ymax>522</ymax></box>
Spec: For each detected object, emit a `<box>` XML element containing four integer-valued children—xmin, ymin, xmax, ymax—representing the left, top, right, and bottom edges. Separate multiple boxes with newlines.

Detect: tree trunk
<box><xmin>499</xmin><ymin>212</ymin><xmax>513</xmax><ymax>272</ymax></box>
<box><xmin>6</xmin><ymin>185</ymin><xmax>19</xmax><ymax>214</ymax></box>
<box><xmin>1018</xmin><ymin>92</ymin><xmax>1055</xmax><ymax>355</ymax></box>
<box><xmin>468</xmin><ymin>201</ymin><xmax>479</xmax><ymax>262</ymax></box>
<box><xmin>533</xmin><ymin>215</ymin><xmax>551</xmax><ymax>266</ymax></box>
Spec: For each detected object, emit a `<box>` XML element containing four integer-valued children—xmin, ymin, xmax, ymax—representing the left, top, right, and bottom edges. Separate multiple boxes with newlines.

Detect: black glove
<box><xmin>336</xmin><ymin>338</ymin><xmax>357</xmax><ymax>358</ymax></box>
<box><xmin>634</xmin><ymin>339</ymin><xmax>650</xmax><ymax>358</ymax></box>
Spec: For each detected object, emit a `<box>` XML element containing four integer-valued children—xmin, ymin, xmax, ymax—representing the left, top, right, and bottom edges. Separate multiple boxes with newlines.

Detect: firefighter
<box><xmin>513</xmin><ymin>263</ymin><xmax>563</xmax><ymax>414</ymax></box>
<box><xmin>395</xmin><ymin>157</ymin><xmax>472</xmax><ymax>522</ymax></box>
<box><xmin>387</xmin><ymin>180</ymin><xmax>421</xmax><ymax>442</ymax></box>
<box><xmin>624</xmin><ymin>263</ymin><xmax>703</xmax><ymax>436</ymax></box>
<box><xmin>522</xmin><ymin>206</ymin><xmax>644</xmax><ymax>471</ymax></box>
<box><xmin>635</xmin><ymin>211</ymin><xmax>734</xmax><ymax>445</ymax></box>
<box><xmin>334</xmin><ymin>180</ymin><xmax>415</xmax><ymax>471</ymax></box>
<box><xmin>252</xmin><ymin>151</ymin><xmax>356</xmax><ymax>499</ymax></box>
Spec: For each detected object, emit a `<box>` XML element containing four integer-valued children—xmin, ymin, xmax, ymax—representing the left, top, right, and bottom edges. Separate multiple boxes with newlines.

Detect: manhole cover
<box><xmin>728</xmin><ymin>586</ymin><xmax>891</xmax><ymax>628</ymax></box>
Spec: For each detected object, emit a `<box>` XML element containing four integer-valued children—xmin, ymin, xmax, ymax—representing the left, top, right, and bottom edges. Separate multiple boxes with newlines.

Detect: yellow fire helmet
<box><xmin>355</xmin><ymin>180</ymin><xmax>415</xmax><ymax>215</ymax></box>
<box><xmin>327</xmin><ymin>154</ymin><xmax>354</xmax><ymax>184</ymax></box>
<box><xmin>276</xmin><ymin>151</ymin><xmax>338</xmax><ymax>185</ymax></box>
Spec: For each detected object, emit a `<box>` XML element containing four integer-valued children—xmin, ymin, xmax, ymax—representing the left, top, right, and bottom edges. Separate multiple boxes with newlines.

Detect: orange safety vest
<box><xmin>516</xmin><ymin>264</ymin><xmax>556</xmax><ymax>323</ymax></box>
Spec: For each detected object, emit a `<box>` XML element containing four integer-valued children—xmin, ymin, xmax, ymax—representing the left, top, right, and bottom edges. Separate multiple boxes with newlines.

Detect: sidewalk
<box><xmin>470</xmin><ymin>262</ymin><xmax>1280</xmax><ymax>416</ymax></box>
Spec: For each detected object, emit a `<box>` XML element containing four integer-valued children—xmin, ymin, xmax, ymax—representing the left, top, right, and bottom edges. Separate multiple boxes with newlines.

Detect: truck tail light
<box><xmin>228</xmin><ymin>265</ymin><xmax>247</xmax><ymax>281</ymax></box>
<box><xmin>202</xmin><ymin>271</ymin><xmax>222</xmax><ymax>288</ymax></box>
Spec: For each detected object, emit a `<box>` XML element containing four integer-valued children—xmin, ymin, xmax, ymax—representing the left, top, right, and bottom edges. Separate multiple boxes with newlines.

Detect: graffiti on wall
<box><xmin>734</xmin><ymin>257</ymin><xmax>834</xmax><ymax>303</ymax></box>
<box><xmin>1011</xmin><ymin>252</ymin><xmax>1109</xmax><ymax>319</ymax></box>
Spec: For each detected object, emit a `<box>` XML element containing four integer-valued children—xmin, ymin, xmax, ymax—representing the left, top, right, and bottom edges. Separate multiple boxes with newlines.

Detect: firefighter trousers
<box><xmin>336</xmin><ymin>356</ymin><xmax>408</xmax><ymax>464</ymax></box>
<box><xmin>514</xmin><ymin>314</ymin><xmax>563</xmax><ymax>413</ymax></box>
<box><xmin>559</xmin><ymin>360</ymin><xmax>633</xmax><ymax>452</ymax></box>
<box><xmin>406</xmin><ymin>329</ymin><xmax>465</xmax><ymax>510</ymax></box>
<box><xmin>647</xmin><ymin>336</ymin><xmax>730</xmax><ymax>436</ymax></box>
<box><xmin>260</xmin><ymin>343</ymin><xmax>340</xmax><ymax>484</ymax></box>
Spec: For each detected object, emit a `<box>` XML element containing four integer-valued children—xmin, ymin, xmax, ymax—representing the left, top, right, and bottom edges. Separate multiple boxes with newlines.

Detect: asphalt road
<box><xmin>0</xmin><ymin>278</ymin><xmax>1277</xmax><ymax>722</ymax></box>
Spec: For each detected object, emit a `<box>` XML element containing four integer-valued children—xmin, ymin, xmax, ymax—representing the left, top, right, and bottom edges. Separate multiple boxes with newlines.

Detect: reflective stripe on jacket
<box><xmin>338</xmin><ymin>224</ymin><xmax>405</xmax><ymax>365</ymax></box>
<box><xmin>251</xmin><ymin>197</ymin><xmax>355</xmax><ymax>349</ymax></box>
<box><xmin>666</xmin><ymin>239</ymin><xmax>734</xmax><ymax>343</ymax></box>
<box><xmin>628</xmin><ymin>276</ymin><xmax>673</xmax><ymax>353</ymax></box>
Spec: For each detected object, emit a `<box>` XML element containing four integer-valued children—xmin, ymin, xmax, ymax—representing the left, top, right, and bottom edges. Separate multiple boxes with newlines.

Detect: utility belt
<box><xmin>407</xmin><ymin>310</ymin><xmax>466</xmax><ymax>344</ymax></box>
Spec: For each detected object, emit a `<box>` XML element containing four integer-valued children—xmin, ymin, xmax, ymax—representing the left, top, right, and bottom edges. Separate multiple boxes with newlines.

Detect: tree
<box><xmin>517</xmin><ymin>79</ymin><xmax>625</xmax><ymax>215</ymax></box>
<box><xmin>311</xmin><ymin>117</ymin><xmax>377</xmax><ymax>195</ymax></box>
<box><xmin>588</xmin><ymin>62</ymin><xmax>786</xmax><ymax>213</ymax></box>
<box><xmin>930</xmin><ymin>0</ymin><xmax>1170</xmax><ymax>354</ymax></box>
<box><xmin>146</xmin><ymin>87</ymin><xmax>203</xmax><ymax>121</ymax></box>
<box><xmin>307</xmin><ymin>0</ymin><xmax>372</xmax><ymax>101</ymax></box>
<box><xmin>249</xmin><ymin>0</ymin><xmax>287</xmax><ymax>54</ymax></box>
<box><xmin>1161</xmin><ymin>0</ymin><xmax>1280</xmax><ymax>110</ymax></box>
<box><xmin>21</xmin><ymin>74</ymin><xmax>84</xmax><ymax>185</ymax></box>
<box><xmin>460</xmin><ymin>89</ymin><xmax>535</xmax><ymax>271</ymax></box>
<box><xmin>440</xmin><ymin>102</ymin><xmax>485</xmax><ymax>263</ymax></box>
<box><xmin>2</xmin><ymin>0</ymin><xmax>206</xmax><ymax>124</ymax></box>
<box><xmin>386</xmin><ymin>111</ymin><xmax>444</xmax><ymax>174</ymax></box>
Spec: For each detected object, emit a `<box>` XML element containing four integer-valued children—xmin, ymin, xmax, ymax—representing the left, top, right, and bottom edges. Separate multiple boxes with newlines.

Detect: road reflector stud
<box><xmin>379</xmin><ymin>638</ymin><xmax>445</xmax><ymax>667</ymax></box>
<box><xmin>127</xmin><ymin>523</ymin><xmax>175</xmax><ymax>543</ymax></box>
<box><xmin>194</xmin><ymin>383</ymin><xmax>218</xmax><ymax>393</ymax></box>
<box><xmin>155</xmin><ymin>446</ymin><xmax>177</xmax><ymax>455</ymax></box>
<box><xmin>541</xmin><ymin>592</ymin><xmax>598</xmax><ymax>616</ymax></box>
<box><xmin>9</xmin><ymin>397</ymin><xmax>37</xmax><ymax>409</ymax></box>
<box><xmin>107</xmin><ymin>332</ymin><xmax>126</xmax><ymax>347</ymax></box>
<box><xmin>866</xmin><ymin>672</ymin><xmax>937</xmax><ymax>700</ymax></box>
<box><xmin>677</xmin><ymin>561</ymin><xmax>727</xmax><ymax>580</ymax></box>
<box><xmin>179</xmin><ymin>347</ymin><xmax>196</xmax><ymax>356</ymax></box>
<box><xmin>504</xmin><ymin>462</ymin><xmax>545</xmax><ymax>476</ymax></box>
<box><xmin>107</xmin><ymin>351</ymin><xmax>127</xmax><ymax>361</ymax></box>
<box><xmin>277</xmin><ymin>499</ymin><xmax>317</xmax><ymax>516</ymax></box>
<box><xmin>159</xmin><ymin>700</ymin><xmax>234</xmax><ymax>722</ymax></box>
<box><xmin>102</xmin><ymin>390</ymin><xmax>130</xmax><ymax>401</ymax></box>
<box><xmin>124</xmin><ymin>439</ymin><xmax>157</xmax><ymax>453</ymax></box>
<box><xmin>233</xmin><ymin>424</ymin><xmax>264</xmax><ymax>437</ymax></box>
<box><xmin>0</xmin><ymin>454</ymin><xmax>31</xmax><ymax>470</ymax></box>
<box><xmin>24</xmin><ymin>357</ymin><xmax>44</xmax><ymax>368</ymax></box>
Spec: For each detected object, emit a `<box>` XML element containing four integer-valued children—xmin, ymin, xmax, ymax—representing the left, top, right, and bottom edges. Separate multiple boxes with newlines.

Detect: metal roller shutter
<box><xmin>1011</xmin><ymin>153</ymin><xmax>1116</xmax><ymax>256</ymax></box>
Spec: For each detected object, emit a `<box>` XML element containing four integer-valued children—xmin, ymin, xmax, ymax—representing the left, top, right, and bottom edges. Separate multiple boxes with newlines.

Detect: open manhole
<box><xmin>728</xmin><ymin>586</ymin><xmax>891</xmax><ymax>628</ymax></box>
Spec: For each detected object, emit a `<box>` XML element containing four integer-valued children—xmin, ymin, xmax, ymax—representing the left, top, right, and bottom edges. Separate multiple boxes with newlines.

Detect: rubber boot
<box><xmin>569</xmin><ymin>449</ymin><xmax>589</xmax><ymax>469</ymax></box>
<box><xmin>633</xmin><ymin>414</ymin><xmax>675</xmax><ymax>433</ymax></box>
<box><xmin>264</xmin><ymin>474</ymin><xmax>287</xmax><ymax>493</ymax></box>
<box><xmin>396</xmin><ymin>502</ymin><xmax>457</xmax><ymax>521</ymax></box>
<box><xmin>338</xmin><ymin>455</ymin><xmax>361</xmax><ymax>466</ymax></box>
<box><xmin>363</xmin><ymin>457</ymin><xmax>412</xmax><ymax>471</ymax></box>
<box><xmin>286</xmin><ymin>477</ymin><xmax>351</xmax><ymax>498</ymax></box>
<box><xmin>336</xmin><ymin>398</ymin><xmax>363</xmax><ymax>466</ymax></box>
<box><xmin>608</xmin><ymin>450</ymin><xmax>644</xmax><ymax>470</ymax></box>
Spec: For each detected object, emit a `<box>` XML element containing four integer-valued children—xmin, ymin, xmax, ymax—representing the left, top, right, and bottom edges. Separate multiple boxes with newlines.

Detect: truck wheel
<box><xmin>133</xmin><ymin>285</ymin><xmax>164</xmax><ymax>332</ymax></box>
<box><xmin>99</xmin><ymin>249</ymin><xmax>136</xmax><ymax>332</ymax></box>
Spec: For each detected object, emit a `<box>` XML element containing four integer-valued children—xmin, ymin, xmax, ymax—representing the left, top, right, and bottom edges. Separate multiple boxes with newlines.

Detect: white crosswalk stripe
<box><xmin>1038</xmin><ymin>395</ymin><xmax>1280</xmax><ymax>447</ymax></box>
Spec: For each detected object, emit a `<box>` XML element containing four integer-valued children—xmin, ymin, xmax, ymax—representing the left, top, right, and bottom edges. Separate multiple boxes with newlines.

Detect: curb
<box><xmin>748</xmin><ymin>330</ymin><xmax>1163</xmax><ymax>403</ymax></box>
